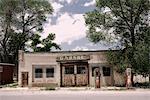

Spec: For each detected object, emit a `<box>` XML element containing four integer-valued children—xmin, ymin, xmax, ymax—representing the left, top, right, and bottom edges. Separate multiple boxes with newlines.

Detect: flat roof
<box><xmin>0</xmin><ymin>63</ymin><xmax>15</xmax><ymax>66</ymax></box>
<box><xmin>25</xmin><ymin>50</ymin><xmax>117</xmax><ymax>54</ymax></box>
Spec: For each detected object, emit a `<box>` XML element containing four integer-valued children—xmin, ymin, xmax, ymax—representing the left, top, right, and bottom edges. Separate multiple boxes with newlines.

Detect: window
<box><xmin>92</xmin><ymin>67</ymin><xmax>99</xmax><ymax>76</ymax></box>
<box><xmin>46</xmin><ymin>68</ymin><xmax>54</xmax><ymax>78</ymax></box>
<box><xmin>35</xmin><ymin>68</ymin><xmax>43</xmax><ymax>78</ymax></box>
<box><xmin>103</xmin><ymin>67</ymin><xmax>110</xmax><ymax>76</ymax></box>
<box><xmin>77</xmin><ymin>66</ymin><xmax>86</xmax><ymax>74</ymax></box>
<box><xmin>65</xmin><ymin>66</ymin><xmax>74</xmax><ymax>74</ymax></box>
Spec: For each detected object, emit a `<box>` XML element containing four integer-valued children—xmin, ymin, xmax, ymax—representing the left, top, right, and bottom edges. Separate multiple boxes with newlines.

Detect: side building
<box><xmin>0</xmin><ymin>63</ymin><xmax>14</xmax><ymax>85</ymax></box>
<box><xmin>18</xmin><ymin>50</ymin><xmax>125</xmax><ymax>87</ymax></box>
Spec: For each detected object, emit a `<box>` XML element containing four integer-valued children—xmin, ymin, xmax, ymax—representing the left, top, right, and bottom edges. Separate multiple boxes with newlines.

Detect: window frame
<box><xmin>35</xmin><ymin>68</ymin><xmax>43</xmax><ymax>78</ymax></box>
<box><xmin>46</xmin><ymin>67</ymin><xmax>54</xmax><ymax>78</ymax></box>
<box><xmin>77</xmin><ymin>65</ymin><xmax>86</xmax><ymax>74</ymax></box>
<box><xmin>65</xmin><ymin>66</ymin><xmax>74</xmax><ymax>74</ymax></box>
<box><xmin>103</xmin><ymin>67</ymin><xmax>111</xmax><ymax>76</ymax></box>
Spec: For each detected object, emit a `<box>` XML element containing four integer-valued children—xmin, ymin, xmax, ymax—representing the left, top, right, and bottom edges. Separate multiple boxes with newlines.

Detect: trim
<box><xmin>87</xmin><ymin>63</ymin><xmax>90</xmax><ymax>86</ymax></box>
<box><xmin>24</xmin><ymin>50</ymin><xmax>118</xmax><ymax>54</ymax></box>
<box><xmin>0</xmin><ymin>63</ymin><xmax>15</xmax><ymax>66</ymax></box>
<box><xmin>60</xmin><ymin>63</ymin><xmax>63</xmax><ymax>87</ymax></box>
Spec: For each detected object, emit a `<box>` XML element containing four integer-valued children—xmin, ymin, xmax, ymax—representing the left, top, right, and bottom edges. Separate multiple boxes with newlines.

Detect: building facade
<box><xmin>18</xmin><ymin>50</ymin><xmax>125</xmax><ymax>87</ymax></box>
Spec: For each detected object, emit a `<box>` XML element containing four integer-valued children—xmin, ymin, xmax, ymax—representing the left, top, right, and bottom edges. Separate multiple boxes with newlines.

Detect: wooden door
<box><xmin>21</xmin><ymin>72</ymin><xmax>28</xmax><ymax>87</ymax></box>
<box><xmin>62</xmin><ymin>65</ymin><xmax>75</xmax><ymax>86</ymax></box>
<box><xmin>62</xmin><ymin>63</ymin><xmax>89</xmax><ymax>87</ymax></box>
<box><xmin>76</xmin><ymin>65</ymin><xmax>88</xmax><ymax>86</ymax></box>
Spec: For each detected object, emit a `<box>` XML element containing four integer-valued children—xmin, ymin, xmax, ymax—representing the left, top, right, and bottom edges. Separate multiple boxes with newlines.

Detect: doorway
<box><xmin>21</xmin><ymin>72</ymin><xmax>28</xmax><ymax>87</ymax></box>
<box><xmin>61</xmin><ymin>62</ymin><xmax>89</xmax><ymax>87</ymax></box>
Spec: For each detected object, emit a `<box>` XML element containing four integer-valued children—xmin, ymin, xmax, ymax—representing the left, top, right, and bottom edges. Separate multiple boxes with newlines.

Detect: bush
<box><xmin>134</xmin><ymin>82</ymin><xmax>150</xmax><ymax>88</ymax></box>
<box><xmin>45</xmin><ymin>87</ymin><xmax>55</xmax><ymax>90</ymax></box>
<box><xmin>0</xmin><ymin>82</ymin><xmax>18</xmax><ymax>88</ymax></box>
<box><xmin>41</xmin><ymin>86</ymin><xmax>56</xmax><ymax>91</ymax></box>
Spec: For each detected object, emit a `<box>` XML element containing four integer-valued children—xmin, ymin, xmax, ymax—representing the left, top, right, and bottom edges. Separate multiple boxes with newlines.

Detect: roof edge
<box><xmin>24</xmin><ymin>50</ymin><xmax>118</xmax><ymax>54</ymax></box>
<box><xmin>0</xmin><ymin>63</ymin><xmax>15</xmax><ymax>66</ymax></box>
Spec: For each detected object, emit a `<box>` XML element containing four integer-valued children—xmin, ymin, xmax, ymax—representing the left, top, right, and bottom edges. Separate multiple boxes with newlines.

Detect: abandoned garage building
<box><xmin>18</xmin><ymin>50</ymin><xmax>125</xmax><ymax>87</ymax></box>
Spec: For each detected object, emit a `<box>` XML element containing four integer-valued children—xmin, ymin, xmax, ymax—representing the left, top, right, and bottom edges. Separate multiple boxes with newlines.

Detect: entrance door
<box><xmin>62</xmin><ymin>65</ymin><xmax>75</xmax><ymax>86</ymax></box>
<box><xmin>76</xmin><ymin>65</ymin><xmax>88</xmax><ymax>86</ymax></box>
<box><xmin>62</xmin><ymin>63</ymin><xmax>88</xmax><ymax>87</ymax></box>
<box><xmin>21</xmin><ymin>72</ymin><xmax>28</xmax><ymax>87</ymax></box>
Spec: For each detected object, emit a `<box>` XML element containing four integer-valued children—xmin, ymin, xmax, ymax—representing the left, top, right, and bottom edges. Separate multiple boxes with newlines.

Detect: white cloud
<box><xmin>66</xmin><ymin>0</ymin><xmax>72</xmax><ymax>3</ymax></box>
<box><xmin>84</xmin><ymin>0</ymin><xmax>95</xmax><ymax>7</ymax></box>
<box><xmin>44</xmin><ymin>0</ymin><xmax>100</xmax><ymax>51</ymax></box>
<box><xmin>72</xmin><ymin>46</ymin><xmax>89</xmax><ymax>51</ymax></box>
<box><xmin>51</xmin><ymin>2</ymin><xmax>63</xmax><ymax>16</ymax></box>
<box><xmin>68</xmin><ymin>40</ymin><xmax>72</xmax><ymax>45</ymax></box>
<box><xmin>43</xmin><ymin>13</ymin><xmax>86</xmax><ymax>44</ymax></box>
<box><xmin>86</xmin><ymin>43</ymin><xmax>95</xmax><ymax>46</ymax></box>
<box><xmin>52</xmin><ymin>2</ymin><xmax>63</xmax><ymax>11</ymax></box>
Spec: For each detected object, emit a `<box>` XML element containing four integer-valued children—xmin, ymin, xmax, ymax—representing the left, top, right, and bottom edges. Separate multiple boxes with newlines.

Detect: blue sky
<box><xmin>43</xmin><ymin>0</ymin><xmax>112</xmax><ymax>51</ymax></box>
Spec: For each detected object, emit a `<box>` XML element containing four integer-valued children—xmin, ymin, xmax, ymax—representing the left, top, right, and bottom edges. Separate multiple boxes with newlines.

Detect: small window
<box><xmin>46</xmin><ymin>68</ymin><xmax>54</xmax><ymax>78</ymax></box>
<box><xmin>103</xmin><ymin>67</ymin><xmax>110</xmax><ymax>76</ymax></box>
<box><xmin>35</xmin><ymin>68</ymin><xmax>43</xmax><ymax>78</ymax></box>
<box><xmin>77</xmin><ymin>66</ymin><xmax>86</xmax><ymax>74</ymax></box>
<box><xmin>65</xmin><ymin>66</ymin><xmax>74</xmax><ymax>74</ymax></box>
<box><xmin>92</xmin><ymin>67</ymin><xmax>99</xmax><ymax>76</ymax></box>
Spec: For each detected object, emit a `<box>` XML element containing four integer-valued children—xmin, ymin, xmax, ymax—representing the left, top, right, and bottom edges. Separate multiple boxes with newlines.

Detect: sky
<box><xmin>43</xmin><ymin>0</ymin><xmax>112</xmax><ymax>51</ymax></box>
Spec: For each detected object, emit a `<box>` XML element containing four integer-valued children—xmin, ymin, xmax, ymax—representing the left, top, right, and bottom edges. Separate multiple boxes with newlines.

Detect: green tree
<box><xmin>0</xmin><ymin>0</ymin><xmax>53</xmax><ymax>63</ymax></box>
<box><xmin>85</xmin><ymin>0</ymin><xmax>150</xmax><ymax>85</ymax></box>
<box><xmin>30</xmin><ymin>33</ymin><xmax>61</xmax><ymax>52</ymax></box>
<box><xmin>0</xmin><ymin>0</ymin><xmax>18</xmax><ymax>63</ymax></box>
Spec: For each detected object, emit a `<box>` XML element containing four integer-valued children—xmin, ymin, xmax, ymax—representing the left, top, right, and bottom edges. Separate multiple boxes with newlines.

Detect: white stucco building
<box><xmin>18</xmin><ymin>50</ymin><xmax>125</xmax><ymax>87</ymax></box>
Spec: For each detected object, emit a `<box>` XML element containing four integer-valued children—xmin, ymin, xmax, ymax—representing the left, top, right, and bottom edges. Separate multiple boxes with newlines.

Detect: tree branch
<box><xmin>133</xmin><ymin>0</ymin><xmax>143</xmax><ymax>28</ymax></box>
<box><xmin>25</xmin><ymin>25</ymin><xmax>37</xmax><ymax>33</ymax></box>
<box><xmin>24</xmin><ymin>14</ymin><xmax>35</xmax><ymax>26</ymax></box>
<box><xmin>118</xmin><ymin>0</ymin><xmax>131</xmax><ymax>28</ymax></box>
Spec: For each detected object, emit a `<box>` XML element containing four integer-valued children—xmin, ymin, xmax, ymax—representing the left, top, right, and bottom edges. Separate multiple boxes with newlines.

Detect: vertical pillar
<box><xmin>57</xmin><ymin>63</ymin><xmax>61</xmax><ymax>87</ymax></box>
<box><xmin>18</xmin><ymin>50</ymin><xmax>24</xmax><ymax>87</ymax></box>
<box><xmin>94</xmin><ymin>68</ymin><xmax>101</xmax><ymax>88</ymax></box>
<box><xmin>74</xmin><ymin>65</ymin><xmax>77</xmax><ymax>86</ymax></box>
<box><xmin>126</xmin><ymin>68</ymin><xmax>132</xmax><ymax>88</ymax></box>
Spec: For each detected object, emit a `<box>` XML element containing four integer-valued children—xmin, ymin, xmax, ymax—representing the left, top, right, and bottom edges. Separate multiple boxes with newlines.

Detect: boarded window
<box><xmin>46</xmin><ymin>68</ymin><xmax>54</xmax><ymax>78</ymax></box>
<box><xmin>65</xmin><ymin>66</ymin><xmax>74</xmax><ymax>74</ymax></box>
<box><xmin>77</xmin><ymin>66</ymin><xmax>86</xmax><ymax>74</ymax></box>
<box><xmin>35</xmin><ymin>68</ymin><xmax>43</xmax><ymax>78</ymax></box>
<box><xmin>103</xmin><ymin>67</ymin><xmax>110</xmax><ymax>76</ymax></box>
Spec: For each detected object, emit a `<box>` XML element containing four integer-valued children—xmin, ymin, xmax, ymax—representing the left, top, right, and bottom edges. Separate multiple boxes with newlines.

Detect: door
<box><xmin>62</xmin><ymin>65</ymin><xmax>75</xmax><ymax>86</ymax></box>
<box><xmin>62</xmin><ymin>63</ymin><xmax>89</xmax><ymax>87</ymax></box>
<box><xmin>76</xmin><ymin>65</ymin><xmax>88</xmax><ymax>86</ymax></box>
<box><xmin>21</xmin><ymin>72</ymin><xmax>28</xmax><ymax>87</ymax></box>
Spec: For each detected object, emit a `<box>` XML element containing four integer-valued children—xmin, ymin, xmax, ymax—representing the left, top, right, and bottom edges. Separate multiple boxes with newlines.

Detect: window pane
<box><xmin>77</xmin><ymin>66</ymin><xmax>86</xmax><ymax>74</ymax></box>
<box><xmin>103</xmin><ymin>67</ymin><xmax>110</xmax><ymax>76</ymax></box>
<box><xmin>35</xmin><ymin>68</ymin><xmax>43</xmax><ymax>78</ymax></box>
<box><xmin>65</xmin><ymin>66</ymin><xmax>74</xmax><ymax>74</ymax></box>
<box><xmin>46</xmin><ymin>68</ymin><xmax>54</xmax><ymax>78</ymax></box>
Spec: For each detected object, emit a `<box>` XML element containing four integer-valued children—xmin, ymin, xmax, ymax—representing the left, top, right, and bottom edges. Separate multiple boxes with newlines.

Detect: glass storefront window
<box><xmin>46</xmin><ymin>68</ymin><xmax>54</xmax><ymax>78</ymax></box>
<box><xmin>35</xmin><ymin>68</ymin><xmax>43</xmax><ymax>78</ymax></box>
